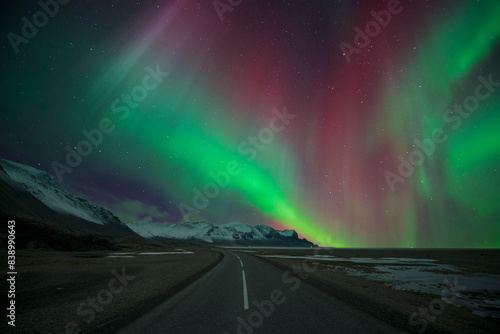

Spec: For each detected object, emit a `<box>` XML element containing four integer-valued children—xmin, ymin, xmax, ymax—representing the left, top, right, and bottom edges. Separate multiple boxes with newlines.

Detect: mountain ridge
<box><xmin>128</xmin><ymin>220</ymin><xmax>318</xmax><ymax>247</ymax></box>
<box><xmin>0</xmin><ymin>158</ymin><xmax>317</xmax><ymax>247</ymax></box>
<box><xmin>0</xmin><ymin>158</ymin><xmax>137</xmax><ymax>238</ymax></box>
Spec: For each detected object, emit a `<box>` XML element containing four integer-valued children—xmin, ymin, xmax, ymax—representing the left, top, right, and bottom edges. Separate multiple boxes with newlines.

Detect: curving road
<box><xmin>115</xmin><ymin>250</ymin><xmax>400</xmax><ymax>334</ymax></box>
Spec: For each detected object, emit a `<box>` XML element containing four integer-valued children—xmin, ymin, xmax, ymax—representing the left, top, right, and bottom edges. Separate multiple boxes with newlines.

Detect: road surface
<box><xmin>115</xmin><ymin>250</ymin><xmax>401</xmax><ymax>333</ymax></box>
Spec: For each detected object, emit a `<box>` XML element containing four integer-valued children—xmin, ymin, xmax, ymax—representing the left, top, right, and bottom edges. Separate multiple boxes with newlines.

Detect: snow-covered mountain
<box><xmin>0</xmin><ymin>157</ymin><xmax>315</xmax><ymax>247</ymax></box>
<box><xmin>0</xmin><ymin>158</ymin><xmax>137</xmax><ymax>238</ymax></box>
<box><xmin>128</xmin><ymin>221</ymin><xmax>318</xmax><ymax>247</ymax></box>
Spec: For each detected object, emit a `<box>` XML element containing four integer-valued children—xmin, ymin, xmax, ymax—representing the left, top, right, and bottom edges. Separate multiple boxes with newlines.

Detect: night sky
<box><xmin>1</xmin><ymin>0</ymin><xmax>499</xmax><ymax>247</ymax></box>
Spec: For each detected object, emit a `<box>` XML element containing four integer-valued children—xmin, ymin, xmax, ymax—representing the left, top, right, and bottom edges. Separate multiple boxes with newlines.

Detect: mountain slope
<box><xmin>0</xmin><ymin>158</ymin><xmax>138</xmax><ymax>239</ymax></box>
<box><xmin>128</xmin><ymin>221</ymin><xmax>317</xmax><ymax>247</ymax></box>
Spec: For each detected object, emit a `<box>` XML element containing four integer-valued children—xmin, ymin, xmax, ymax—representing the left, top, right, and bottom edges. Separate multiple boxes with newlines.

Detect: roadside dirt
<box><xmin>3</xmin><ymin>242</ymin><xmax>222</xmax><ymax>334</ymax></box>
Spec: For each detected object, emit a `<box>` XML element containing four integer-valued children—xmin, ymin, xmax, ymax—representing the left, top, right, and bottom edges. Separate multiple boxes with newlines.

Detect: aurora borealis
<box><xmin>1</xmin><ymin>0</ymin><xmax>499</xmax><ymax>247</ymax></box>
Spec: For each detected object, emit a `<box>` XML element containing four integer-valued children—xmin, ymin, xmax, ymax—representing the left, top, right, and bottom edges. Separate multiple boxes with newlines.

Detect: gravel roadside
<box><xmin>5</xmin><ymin>247</ymin><xmax>222</xmax><ymax>334</ymax></box>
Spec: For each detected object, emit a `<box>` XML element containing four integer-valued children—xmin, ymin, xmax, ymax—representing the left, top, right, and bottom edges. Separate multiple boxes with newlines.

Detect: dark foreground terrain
<box><xmin>0</xmin><ymin>237</ymin><xmax>221</xmax><ymax>334</ymax></box>
<box><xmin>1</xmin><ymin>242</ymin><xmax>499</xmax><ymax>333</ymax></box>
<box><xmin>252</xmin><ymin>248</ymin><xmax>500</xmax><ymax>333</ymax></box>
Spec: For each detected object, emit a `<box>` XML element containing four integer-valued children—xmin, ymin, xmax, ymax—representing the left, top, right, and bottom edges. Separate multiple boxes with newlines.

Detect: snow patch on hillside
<box><xmin>0</xmin><ymin>158</ymin><xmax>123</xmax><ymax>226</ymax></box>
<box><xmin>127</xmin><ymin>221</ymin><xmax>315</xmax><ymax>247</ymax></box>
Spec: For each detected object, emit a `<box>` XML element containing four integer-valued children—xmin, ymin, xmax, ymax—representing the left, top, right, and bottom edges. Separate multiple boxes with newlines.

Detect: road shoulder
<box><xmin>254</xmin><ymin>250</ymin><xmax>499</xmax><ymax>334</ymax></box>
<box><xmin>11</xmin><ymin>247</ymin><xmax>223</xmax><ymax>333</ymax></box>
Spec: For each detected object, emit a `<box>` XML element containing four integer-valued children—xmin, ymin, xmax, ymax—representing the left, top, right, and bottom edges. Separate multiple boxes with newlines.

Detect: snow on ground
<box><xmin>138</xmin><ymin>251</ymin><xmax>195</xmax><ymax>255</ymax></box>
<box><xmin>266</xmin><ymin>255</ymin><xmax>500</xmax><ymax>319</ymax></box>
<box><xmin>106</xmin><ymin>249</ymin><xmax>194</xmax><ymax>258</ymax></box>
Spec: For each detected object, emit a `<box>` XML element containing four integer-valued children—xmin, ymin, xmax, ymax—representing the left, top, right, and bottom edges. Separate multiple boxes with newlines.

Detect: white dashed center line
<box><xmin>235</xmin><ymin>254</ymin><xmax>249</xmax><ymax>310</ymax></box>
<box><xmin>241</xmin><ymin>270</ymin><xmax>249</xmax><ymax>310</ymax></box>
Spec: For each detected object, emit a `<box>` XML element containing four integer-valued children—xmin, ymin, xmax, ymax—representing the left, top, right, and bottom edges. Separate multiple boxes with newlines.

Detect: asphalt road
<box><xmin>116</xmin><ymin>250</ymin><xmax>401</xmax><ymax>334</ymax></box>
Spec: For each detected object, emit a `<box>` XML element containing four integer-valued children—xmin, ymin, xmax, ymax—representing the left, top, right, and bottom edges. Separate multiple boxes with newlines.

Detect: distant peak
<box><xmin>222</xmin><ymin>221</ymin><xmax>247</xmax><ymax>227</ymax></box>
<box><xmin>128</xmin><ymin>220</ymin><xmax>317</xmax><ymax>247</ymax></box>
